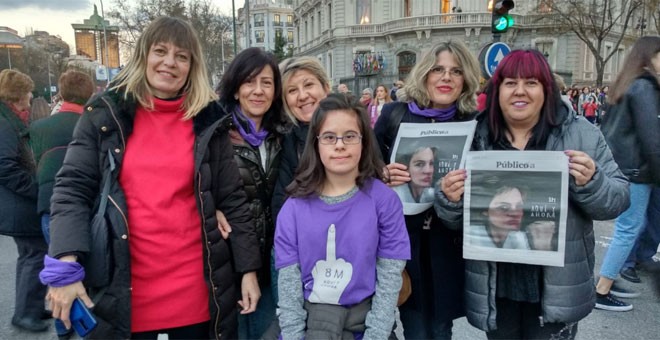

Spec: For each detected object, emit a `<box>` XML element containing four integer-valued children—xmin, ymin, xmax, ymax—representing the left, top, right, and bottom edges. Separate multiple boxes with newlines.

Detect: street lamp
<box><xmin>220</xmin><ymin>23</ymin><xmax>231</xmax><ymax>73</ymax></box>
<box><xmin>99</xmin><ymin>0</ymin><xmax>111</xmax><ymax>87</ymax></box>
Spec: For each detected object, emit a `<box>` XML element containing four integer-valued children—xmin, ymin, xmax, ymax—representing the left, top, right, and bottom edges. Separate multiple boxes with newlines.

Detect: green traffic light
<box><xmin>494</xmin><ymin>17</ymin><xmax>508</xmax><ymax>31</ymax></box>
<box><xmin>506</xmin><ymin>15</ymin><xmax>514</xmax><ymax>27</ymax></box>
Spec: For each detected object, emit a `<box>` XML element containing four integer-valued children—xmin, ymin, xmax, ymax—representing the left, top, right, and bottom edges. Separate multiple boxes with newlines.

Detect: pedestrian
<box><xmin>41</xmin><ymin>16</ymin><xmax>261</xmax><ymax>339</ymax></box>
<box><xmin>577</xmin><ymin>86</ymin><xmax>590</xmax><ymax>115</ymax></box>
<box><xmin>274</xmin><ymin>94</ymin><xmax>410</xmax><ymax>339</ymax></box>
<box><xmin>439</xmin><ymin>49</ymin><xmax>629</xmax><ymax>339</ymax></box>
<box><xmin>374</xmin><ymin>40</ymin><xmax>481</xmax><ymax>339</ymax></box>
<box><xmin>390</xmin><ymin>80</ymin><xmax>404</xmax><ymax>101</ymax></box>
<box><xmin>360</xmin><ymin>87</ymin><xmax>373</xmax><ymax>107</ymax></box>
<box><xmin>0</xmin><ymin>69</ymin><xmax>50</xmax><ymax>333</ymax></box>
<box><xmin>337</xmin><ymin>83</ymin><xmax>350</xmax><ymax>94</ymax></box>
<box><xmin>367</xmin><ymin>84</ymin><xmax>392</xmax><ymax>127</ymax></box>
<box><xmin>216</xmin><ymin>47</ymin><xmax>286</xmax><ymax>339</ymax></box>
<box><xmin>596</xmin><ymin>35</ymin><xmax>660</xmax><ymax>311</ymax></box>
<box><xmin>582</xmin><ymin>96</ymin><xmax>598</xmax><ymax>124</ymax></box>
<box><xmin>29</xmin><ymin>97</ymin><xmax>51</xmax><ymax>123</ymax></box>
<box><xmin>620</xmin><ymin>186</ymin><xmax>660</xmax><ymax>283</ymax></box>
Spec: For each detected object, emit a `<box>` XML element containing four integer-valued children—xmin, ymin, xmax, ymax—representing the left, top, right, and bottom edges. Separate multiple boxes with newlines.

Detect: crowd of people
<box><xmin>0</xmin><ymin>15</ymin><xmax>658</xmax><ymax>340</ymax></box>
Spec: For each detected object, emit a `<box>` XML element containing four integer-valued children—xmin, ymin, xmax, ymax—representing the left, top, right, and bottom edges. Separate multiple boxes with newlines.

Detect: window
<box><xmin>256</xmin><ymin>31</ymin><xmax>264</xmax><ymax>43</ymax></box>
<box><xmin>274</xmin><ymin>14</ymin><xmax>281</xmax><ymax>26</ymax></box>
<box><xmin>275</xmin><ymin>29</ymin><xmax>283</xmax><ymax>39</ymax></box>
<box><xmin>327</xmin><ymin>4</ymin><xmax>332</xmax><ymax>29</ymax></box>
<box><xmin>404</xmin><ymin>0</ymin><xmax>412</xmax><ymax>17</ymax></box>
<box><xmin>441</xmin><ymin>0</ymin><xmax>451</xmax><ymax>14</ymax></box>
<box><xmin>357</xmin><ymin>0</ymin><xmax>371</xmax><ymax>25</ymax></box>
<box><xmin>254</xmin><ymin>14</ymin><xmax>264</xmax><ymax>27</ymax></box>
<box><xmin>318</xmin><ymin>10</ymin><xmax>322</xmax><ymax>33</ymax></box>
<box><xmin>287</xmin><ymin>30</ymin><xmax>294</xmax><ymax>43</ymax></box>
<box><xmin>287</xmin><ymin>14</ymin><xmax>294</xmax><ymax>24</ymax></box>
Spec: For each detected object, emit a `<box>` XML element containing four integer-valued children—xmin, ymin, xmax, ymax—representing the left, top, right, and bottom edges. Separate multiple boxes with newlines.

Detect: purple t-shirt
<box><xmin>275</xmin><ymin>178</ymin><xmax>411</xmax><ymax>306</ymax></box>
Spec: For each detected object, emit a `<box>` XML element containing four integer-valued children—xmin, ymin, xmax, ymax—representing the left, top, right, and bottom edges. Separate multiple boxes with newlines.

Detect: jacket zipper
<box><xmin>101</xmin><ymin>97</ymin><xmax>126</xmax><ymax>150</ymax></box>
<box><xmin>108</xmin><ymin>195</ymin><xmax>129</xmax><ymax>237</ymax></box>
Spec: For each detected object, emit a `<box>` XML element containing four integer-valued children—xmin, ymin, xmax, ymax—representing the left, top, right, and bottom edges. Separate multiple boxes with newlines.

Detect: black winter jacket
<box><xmin>29</xmin><ymin>110</ymin><xmax>82</xmax><ymax>215</ymax></box>
<box><xmin>601</xmin><ymin>71</ymin><xmax>660</xmax><ymax>185</ymax></box>
<box><xmin>373</xmin><ymin>101</ymin><xmax>476</xmax><ymax>323</ymax></box>
<box><xmin>219</xmin><ymin>110</ymin><xmax>282</xmax><ymax>285</ymax></box>
<box><xmin>0</xmin><ymin>101</ymin><xmax>40</xmax><ymax>237</ymax></box>
<box><xmin>48</xmin><ymin>90</ymin><xmax>260</xmax><ymax>339</ymax></box>
<box><xmin>271</xmin><ymin>123</ymin><xmax>308</xmax><ymax>220</ymax></box>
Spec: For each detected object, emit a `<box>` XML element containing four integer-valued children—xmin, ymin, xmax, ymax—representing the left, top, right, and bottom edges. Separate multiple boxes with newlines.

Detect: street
<box><xmin>0</xmin><ymin>219</ymin><xmax>658</xmax><ymax>339</ymax></box>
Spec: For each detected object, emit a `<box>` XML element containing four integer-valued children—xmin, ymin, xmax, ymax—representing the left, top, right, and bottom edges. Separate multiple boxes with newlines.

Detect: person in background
<box><xmin>42</xmin><ymin>16</ymin><xmax>260</xmax><ymax>339</ymax></box>
<box><xmin>0</xmin><ymin>69</ymin><xmax>50</xmax><ymax>333</ymax></box>
<box><xmin>367</xmin><ymin>84</ymin><xmax>393</xmax><ymax>127</ymax></box>
<box><xmin>274</xmin><ymin>94</ymin><xmax>410</xmax><ymax>339</ymax></box>
<box><xmin>29</xmin><ymin>70</ymin><xmax>94</xmax><ymax>339</ymax></box>
<box><xmin>216</xmin><ymin>47</ymin><xmax>286</xmax><ymax>339</ymax></box>
<box><xmin>620</xmin><ymin>187</ymin><xmax>660</xmax><ymax>283</ymax></box>
<box><xmin>582</xmin><ymin>96</ymin><xmax>599</xmax><ymax>124</ymax></box>
<box><xmin>596</xmin><ymin>35</ymin><xmax>660</xmax><ymax>311</ymax></box>
<box><xmin>337</xmin><ymin>83</ymin><xmax>350</xmax><ymax>94</ymax></box>
<box><xmin>374</xmin><ymin>40</ymin><xmax>481</xmax><ymax>339</ymax></box>
<box><xmin>30</xmin><ymin>97</ymin><xmax>51</xmax><ymax>123</ymax></box>
<box><xmin>390</xmin><ymin>80</ymin><xmax>404</xmax><ymax>101</ymax></box>
<box><xmin>439</xmin><ymin>49</ymin><xmax>629</xmax><ymax>339</ymax></box>
<box><xmin>577</xmin><ymin>86</ymin><xmax>591</xmax><ymax>116</ymax></box>
<box><xmin>360</xmin><ymin>87</ymin><xmax>373</xmax><ymax>107</ymax></box>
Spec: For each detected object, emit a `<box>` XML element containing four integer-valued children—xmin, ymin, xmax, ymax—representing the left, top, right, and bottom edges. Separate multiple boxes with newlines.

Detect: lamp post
<box><xmin>99</xmin><ymin>0</ymin><xmax>111</xmax><ymax>87</ymax></box>
<box><xmin>232</xmin><ymin>0</ymin><xmax>238</xmax><ymax>55</ymax></box>
<box><xmin>220</xmin><ymin>24</ymin><xmax>231</xmax><ymax>73</ymax></box>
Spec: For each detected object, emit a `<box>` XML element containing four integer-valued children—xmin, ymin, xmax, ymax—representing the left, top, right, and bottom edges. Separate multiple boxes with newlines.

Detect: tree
<box><xmin>108</xmin><ymin>0</ymin><xmax>233</xmax><ymax>83</ymax></box>
<box><xmin>272</xmin><ymin>34</ymin><xmax>293</xmax><ymax>63</ymax></box>
<box><xmin>539</xmin><ymin>0</ymin><xmax>642</xmax><ymax>86</ymax></box>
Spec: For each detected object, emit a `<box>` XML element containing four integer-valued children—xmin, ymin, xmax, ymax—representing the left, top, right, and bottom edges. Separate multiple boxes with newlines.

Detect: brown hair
<box><xmin>0</xmin><ymin>69</ymin><xmax>34</xmax><ymax>103</ymax></box>
<box><xmin>59</xmin><ymin>70</ymin><xmax>95</xmax><ymax>105</ymax></box>
<box><xmin>608</xmin><ymin>35</ymin><xmax>660</xmax><ymax>104</ymax></box>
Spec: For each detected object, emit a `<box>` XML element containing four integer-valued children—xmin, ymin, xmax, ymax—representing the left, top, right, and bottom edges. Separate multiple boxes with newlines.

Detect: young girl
<box><xmin>274</xmin><ymin>94</ymin><xmax>410</xmax><ymax>339</ymax></box>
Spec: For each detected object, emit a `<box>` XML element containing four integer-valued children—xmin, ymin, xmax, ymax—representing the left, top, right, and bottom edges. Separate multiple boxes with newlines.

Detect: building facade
<box><xmin>237</xmin><ymin>0</ymin><xmax>296</xmax><ymax>52</ymax></box>
<box><xmin>72</xmin><ymin>5</ymin><xmax>120</xmax><ymax>69</ymax></box>
<box><xmin>291</xmin><ymin>0</ymin><xmax>647</xmax><ymax>91</ymax></box>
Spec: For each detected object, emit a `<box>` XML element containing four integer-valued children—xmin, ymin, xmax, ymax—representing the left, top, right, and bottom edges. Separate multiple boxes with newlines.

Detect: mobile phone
<box><xmin>69</xmin><ymin>297</ymin><xmax>98</xmax><ymax>337</ymax></box>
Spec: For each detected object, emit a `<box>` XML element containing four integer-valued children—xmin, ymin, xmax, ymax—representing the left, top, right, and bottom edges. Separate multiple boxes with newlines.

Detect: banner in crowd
<box><xmin>390</xmin><ymin>121</ymin><xmax>476</xmax><ymax>215</ymax></box>
<box><xmin>463</xmin><ymin>151</ymin><xmax>568</xmax><ymax>267</ymax></box>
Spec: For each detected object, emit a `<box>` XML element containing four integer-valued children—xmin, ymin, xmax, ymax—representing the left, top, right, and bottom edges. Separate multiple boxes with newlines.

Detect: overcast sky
<box><xmin>1</xmin><ymin>0</ymin><xmax>235</xmax><ymax>50</ymax></box>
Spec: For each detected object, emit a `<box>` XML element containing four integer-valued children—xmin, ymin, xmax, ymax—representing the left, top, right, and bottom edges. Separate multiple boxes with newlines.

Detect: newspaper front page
<box><xmin>389</xmin><ymin>121</ymin><xmax>477</xmax><ymax>215</ymax></box>
<box><xmin>463</xmin><ymin>151</ymin><xmax>569</xmax><ymax>267</ymax></box>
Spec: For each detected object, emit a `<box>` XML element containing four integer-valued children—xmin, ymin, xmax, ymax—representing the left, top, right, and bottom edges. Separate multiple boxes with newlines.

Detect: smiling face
<box><xmin>409</xmin><ymin>147</ymin><xmax>434</xmax><ymax>190</ymax></box>
<box><xmin>284</xmin><ymin>69</ymin><xmax>330</xmax><ymax>123</ymax></box>
<box><xmin>485</xmin><ymin>187</ymin><xmax>524</xmax><ymax>231</ymax></box>
<box><xmin>425</xmin><ymin>50</ymin><xmax>464</xmax><ymax>109</ymax></box>
<box><xmin>318</xmin><ymin>109</ymin><xmax>362</xmax><ymax>180</ymax></box>
<box><xmin>146</xmin><ymin>42</ymin><xmax>191</xmax><ymax>98</ymax></box>
<box><xmin>237</xmin><ymin>65</ymin><xmax>274</xmax><ymax>126</ymax></box>
<box><xmin>498</xmin><ymin>77</ymin><xmax>544</xmax><ymax>129</ymax></box>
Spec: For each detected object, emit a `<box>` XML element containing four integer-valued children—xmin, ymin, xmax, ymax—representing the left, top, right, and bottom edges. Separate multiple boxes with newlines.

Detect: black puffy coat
<box><xmin>0</xmin><ymin>101</ymin><xmax>40</xmax><ymax>237</ymax></box>
<box><xmin>48</xmin><ymin>90</ymin><xmax>260</xmax><ymax>339</ymax></box>
<box><xmin>601</xmin><ymin>71</ymin><xmax>660</xmax><ymax>185</ymax></box>
<box><xmin>271</xmin><ymin>123</ymin><xmax>308</xmax><ymax>220</ymax></box>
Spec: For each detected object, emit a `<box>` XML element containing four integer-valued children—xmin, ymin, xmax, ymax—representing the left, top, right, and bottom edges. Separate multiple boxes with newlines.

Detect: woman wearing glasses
<box><xmin>373</xmin><ymin>40</ymin><xmax>481</xmax><ymax>339</ymax></box>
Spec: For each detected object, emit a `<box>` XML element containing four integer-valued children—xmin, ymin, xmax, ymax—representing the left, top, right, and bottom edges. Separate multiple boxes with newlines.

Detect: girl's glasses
<box><xmin>317</xmin><ymin>132</ymin><xmax>362</xmax><ymax>145</ymax></box>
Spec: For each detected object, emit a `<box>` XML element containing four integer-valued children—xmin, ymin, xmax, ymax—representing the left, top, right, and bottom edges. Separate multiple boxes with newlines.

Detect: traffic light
<box><xmin>491</xmin><ymin>0</ymin><xmax>515</xmax><ymax>34</ymax></box>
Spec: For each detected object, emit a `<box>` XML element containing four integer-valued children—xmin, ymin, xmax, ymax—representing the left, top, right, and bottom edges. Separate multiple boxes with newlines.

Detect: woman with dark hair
<box><xmin>374</xmin><ymin>40</ymin><xmax>481</xmax><ymax>339</ymax></box>
<box><xmin>0</xmin><ymin>69</ymin><xmax>50</xmax><ymax>333</ymax></box>
<box><xmin>274</xmin><ymin>94</ymin><xmax>409</xmax><ymax>339</ymax></box>
<box><xmin>216</xmin><ymin>46</ymin><xmax>286</xmax><ymax>338</ymax></box>
<box><xmin>43</xmin><ymin>17</ymin><xmax>260</xmax><ymax>339</ymax></box>
<box><xmin>367</xmin><ymin>84</ymin><xmax>393</xmax><ymax>127</ymax></box>
<box><xmin>393</xmin><ymin>144</ymin><xmax>437</xmax><ymax>204</ymax></box>
<box><xmin>439</xmin><ymin>49</ymin><xmax>629</xmax><ymax>339</ymax></box>
<box><xmin>595</xmin><ymin>35</ymin><xmax>660</xmax><ymax>311</ymax></box>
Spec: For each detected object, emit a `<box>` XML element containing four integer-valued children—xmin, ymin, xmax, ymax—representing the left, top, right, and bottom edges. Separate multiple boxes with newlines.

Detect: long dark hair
<box><xmin>217</xmin><ymin>47</ymin><xmax>285</xmax><ymax>133</ymax></box>
<box><xmin>485</xmin><ymin>49</ymin><xmax>561</xmax><ymax>148</ymax></box>
<box><xmin>608</xmin><ymin>36</ymin><xmax>660</xmax><ymax>105</ymax></box>
<box><xmin>286</xmin><ymin>94</ymin><xmax>386</xmax><ymax>197</ymax></box>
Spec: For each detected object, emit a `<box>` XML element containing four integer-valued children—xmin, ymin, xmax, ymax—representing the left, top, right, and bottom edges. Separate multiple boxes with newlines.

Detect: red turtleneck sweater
<box><xmin>119</xmin><ymin>97</ymin><xmax>209</xmax><ymax>332</ymax></box>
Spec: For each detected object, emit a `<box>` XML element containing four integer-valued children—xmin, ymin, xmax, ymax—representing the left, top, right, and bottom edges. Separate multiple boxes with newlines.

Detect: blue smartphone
<box><xmin>69</xmin><ymin>297</ymin><xmax>98</xmax><ymax>337</ymax></box>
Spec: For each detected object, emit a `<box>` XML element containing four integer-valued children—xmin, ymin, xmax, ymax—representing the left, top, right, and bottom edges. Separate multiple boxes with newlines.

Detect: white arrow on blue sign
<box><xmin>484</xmin><ymin>42</ymin><xmax>511</xmax><ymax>78</ymax></box>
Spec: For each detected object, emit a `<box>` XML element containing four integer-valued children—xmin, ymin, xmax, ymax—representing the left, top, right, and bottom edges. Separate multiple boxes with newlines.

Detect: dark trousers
<box><xmin>12</xmin><ymin>236</ymin><xmax>48</xmax><ymax>320</ymax></box>
<box><xmin>131</xmin><ymin>321</ymin><xmax>210</xmax><ymax>339</ymax></box>
<box><xmin>624</xmin><ymin>186</ymin><xmax>660</xmax><ymax>268</ymax></box>
<box><xmin>486</xmin><ymin>298</ymin><xmax>578</xmax><ymax>340</ymax></box>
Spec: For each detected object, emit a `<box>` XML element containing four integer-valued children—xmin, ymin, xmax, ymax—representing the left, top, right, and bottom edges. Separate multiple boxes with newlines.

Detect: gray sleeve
<box><xmin>434</xmin><ymin>189</ymin><xmax>464</xmax><ymax>230</ymax></box>
<box><xmin>278</xmin><ymin>264</ymin><xmax>306</xmax><ymax>340</ymax></box>
<box><xmin>364</xmin><ymin>258</ymin><xmax>406</xmax><ymax>340</ymax></box>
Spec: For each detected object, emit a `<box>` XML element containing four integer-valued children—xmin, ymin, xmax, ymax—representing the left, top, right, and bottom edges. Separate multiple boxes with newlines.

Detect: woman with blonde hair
<box><xmin>367</xmin><ymin>84</ymin><xmax>393</xmax><ymax>127</ymax></box>
<box><xmin>373</xmin><ymin>40</ymin><xmax>481</xmax><ymax>339</ymax></box>
<box><xmin>42</xmin><ymin>16</ymin><xmax>260</xmax><ymax>339</ymax></box>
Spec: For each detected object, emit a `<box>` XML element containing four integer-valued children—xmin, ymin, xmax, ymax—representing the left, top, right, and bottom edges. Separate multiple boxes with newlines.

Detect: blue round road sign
<box><xmin>481</xmin><ymin>42</ymin><xmax>511</xmax><ymax>78</ymax></box>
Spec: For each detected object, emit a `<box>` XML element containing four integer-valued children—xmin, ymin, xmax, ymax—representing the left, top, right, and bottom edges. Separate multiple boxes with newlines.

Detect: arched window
<box><xmin>398</xmin><ymin>51</ymin><xmax>416</xmax><ymax>79</ymax></box>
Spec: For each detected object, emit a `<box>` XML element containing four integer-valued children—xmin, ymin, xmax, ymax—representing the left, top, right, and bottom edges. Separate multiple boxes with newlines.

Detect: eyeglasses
<box><xmin>317</xmin><ymin>131</ymin><xmax>362</xmax><ymax>145</ymax></box>
<box><xmin>429</xmin><ymin>66</ymin><xmax>464</xmax><ymax>78</ymax></box>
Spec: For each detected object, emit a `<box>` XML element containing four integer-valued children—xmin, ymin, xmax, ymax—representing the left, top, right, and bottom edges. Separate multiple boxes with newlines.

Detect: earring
<box><xmin>234</xmin><ymin>94</ymin><xmax>239</xmax><ymax>100</ymax></box>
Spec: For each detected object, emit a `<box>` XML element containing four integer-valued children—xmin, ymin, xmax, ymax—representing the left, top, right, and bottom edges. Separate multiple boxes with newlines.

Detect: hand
<box><xmin>47</xmin><ymin>281</ymin><xmax>93</xmax><ymax>330</ymax></box>
<box><xmin>309</xmin><ymin>224</ymin><xmax>353</xmax><ymax>304</ymax></box>
<box><xmin>565</xmin><ymin>150</ymin><xmax>595</xmax><ymax>186</ymax></box>
<box><xmin>238</xmin><ymin>272</ymin><xmax>260</xmax><ymax>314</ymax></box>
<box><xmin>441</xmin><ymin>169</ymin><xmax>467</xmax><ymax>202</ymax></box>
<box><xmin>526</xmin><ymin>221</ymin><xmax>556</xmax><ymax>251</ymax></box>
<box><xmin>216</xmin><ymin>210</ymin><xmax>232</xmax><ymax>240</ymax></box>
<box><xmin>384</xmin><ymin>163</ymin><xmax>411</xmax><ymax>187</ymax></box>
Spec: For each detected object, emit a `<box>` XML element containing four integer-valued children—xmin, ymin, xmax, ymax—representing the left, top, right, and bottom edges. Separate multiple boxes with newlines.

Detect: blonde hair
<box><xmin>404</xmin><ymin>41</ymin><xmax>480</xmax><ymax>113</ymax></box>
<box><xmin>279</xmin><ymin>56</ymin><xmax>331</xmax><ymax>125</ymax></box>
<box><xmin>110</xmin><ymin>16</ymin><xmax>216</xmax><ymax>119</ymax></box>
<box><xmin>0</xmin><ymin>69</ymin><xmax>34</xmax><ymax>103</ymax></box>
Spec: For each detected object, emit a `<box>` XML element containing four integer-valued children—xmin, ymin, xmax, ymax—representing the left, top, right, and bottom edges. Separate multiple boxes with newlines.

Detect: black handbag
<box><xmin>84</xmin><ymin>149</ymin><xmax>115</xmax><ymax>288</ymax></box>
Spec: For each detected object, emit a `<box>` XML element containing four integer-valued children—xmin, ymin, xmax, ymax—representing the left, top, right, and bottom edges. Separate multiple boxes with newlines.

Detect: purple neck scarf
<box><xmin>408</xmin><ymin>101</ymin><xmax>457</xmax><ymax>122</ymax></box>
<box><xmin>232</xmin><ymin>107</ymin><xmax>269</xmax><ymax>147</ymax></box>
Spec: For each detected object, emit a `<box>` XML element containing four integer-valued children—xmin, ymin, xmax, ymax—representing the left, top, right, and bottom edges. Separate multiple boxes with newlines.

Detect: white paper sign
<box><xmin>463</xmin><ymin>151</ymin><xmax>569</xmax><ymax>267</ymax></box>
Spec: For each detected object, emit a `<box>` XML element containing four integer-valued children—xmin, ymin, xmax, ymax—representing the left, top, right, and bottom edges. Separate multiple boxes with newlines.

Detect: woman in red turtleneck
<box><xmin>43</xmin><ymin>17</ymin><xmax>260</xmax><ymax>339</ymax></box>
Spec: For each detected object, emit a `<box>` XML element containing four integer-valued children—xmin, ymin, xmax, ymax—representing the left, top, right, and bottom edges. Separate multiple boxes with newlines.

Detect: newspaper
<box><xmin>389</xmin><ymin>121</ymin><xmax>476</xmax><ymax>215</ymax></box>
<box><xmin>463</xmin><ymin>151</ymin><xmax>568</xmax><ymax>267</ymax></box>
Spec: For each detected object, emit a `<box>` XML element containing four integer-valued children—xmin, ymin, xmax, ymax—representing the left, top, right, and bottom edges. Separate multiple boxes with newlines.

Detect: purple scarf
<box><xmin>39</xmin><ymin>255</ymin><xmax>85</xmax><ymax>287</ymax></box>
<box><xmin>232</xmin><ymin>107</ymin><xmax>269</xmax><ymax>147</ymax></box>
<box><xmin>408</xmin><ymin>101</ymin><xmax>457</xmax><ymax>122</ymax></box>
